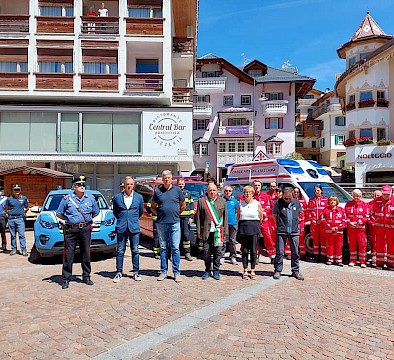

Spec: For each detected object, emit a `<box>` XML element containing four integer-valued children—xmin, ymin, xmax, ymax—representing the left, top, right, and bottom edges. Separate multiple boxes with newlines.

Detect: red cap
<box><xmin>381</xmin><ymin>185</ymin><xmax>392</xmax><ymax>194</ymax></box>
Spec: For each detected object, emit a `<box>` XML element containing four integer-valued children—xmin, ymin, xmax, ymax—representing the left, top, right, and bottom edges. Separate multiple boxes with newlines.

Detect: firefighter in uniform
<box><xmin>345</xmin><ymin>189</ymin><xmax>369</xmax><ymax>268</ymax></box>
<box><xmin>306</xmin><ymin>185</ymin><xmax>328</xmax><ymax>261</ymax></box>
<box><xmin>177</xmin><ymin>178</ymin><xmax>194</xmax><ymax>261</ymax></box>
<box><xmin>56</xmin><ymin>175</ymin><xmax>99</xmax><ymax>289</ymax></box>
<box><xmin>146</xmin><ymin>196</ymin><xmax>160</xmax><ymax>259</ymax></box>
<box><xmin>0</xmin><ymin>188</ymin><xmax>7</xmax><ymax>251</ymax></box>
<box><xmin>369</xmin><ymin>185</ymin><xmax>394</xmax><ymax>269</ymax></box>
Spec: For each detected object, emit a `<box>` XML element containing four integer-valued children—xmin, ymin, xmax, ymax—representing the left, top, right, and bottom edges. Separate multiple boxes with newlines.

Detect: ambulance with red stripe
<box><xmin>224</xmin><ymin>158</ymin><xmax>352</xmax><ymax>254</ymax></box>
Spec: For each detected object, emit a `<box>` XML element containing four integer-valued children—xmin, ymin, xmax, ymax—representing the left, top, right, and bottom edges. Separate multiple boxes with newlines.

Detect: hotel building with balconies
<box><xmin>335</xmin><ymin>12</ymin><xmax>394</xmax><ymax>186</ymax></box>
<box><xmin>191</xmin><ymin>54</ymin><xmax>315</xmax><ymax>182</ymax></box>
<box><xmin>0</xmin><ymin>0</ymin><xmax>197</xmax><ymax>198</ymax></box>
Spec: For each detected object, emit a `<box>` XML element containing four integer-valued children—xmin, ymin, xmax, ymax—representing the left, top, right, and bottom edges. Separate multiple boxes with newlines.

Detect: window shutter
<box><xmin>193</xmin><ymin>95</ymin><xmax>198</xmax><ymax>103</ymax></box>
<box><xmin>278</xmin><ymin>117</ymin><xmax>283</xmax><ymax>129</ymax></box>
<box><xmin>205</xmin><ymin>119</ymin><xmax>210</xmax><ymax>130</ymax></box>
<box><xmin>278</xmin><ymin>92</ymin><xmax>283</xmax><ymax>100</ymax></box>
<box><xmin>193</xmin><ymin>119</ymin><xmax>197</xmax><ymax>130</ymax></box>
<box><xmin>265</xmin><ymin>118</ymin><xmax>270</xmax><ymax>129</ymax></box>
<box><xmin>205</xmin><ymin>95</ymin><xmax>210</xmax><ymax>102</ymax></box>
<box><xmin>335</xmin><ymin>135</ymin><xmax>338</xmax><ymax>145</ymax></box>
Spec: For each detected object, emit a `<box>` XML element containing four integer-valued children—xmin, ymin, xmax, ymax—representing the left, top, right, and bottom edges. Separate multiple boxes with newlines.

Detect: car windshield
<box><xmin>184</xmin><ymin>183</ymin><xmax>208</xmax><ymax>202</ymax></box>
<box><xmin>43</xmin><ymin>193</ymin><xmax>109</xmax><ymax>211</ymax></box>
<box><xmin>298</xmin><ymin>182</ymin><xmax>352</xmax><ymax>203</ymax></box>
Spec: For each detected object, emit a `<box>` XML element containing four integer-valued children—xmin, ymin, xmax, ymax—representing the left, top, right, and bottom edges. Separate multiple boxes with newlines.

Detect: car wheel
<box><xmin>28</xmin><ymin>244</ymin><xmax>42</xmax><ymax>264</ymax></box>
<box><xmin>304</xmin><ymin>232</ymin><xmax>314</xmax><ymax>256</ymax></box>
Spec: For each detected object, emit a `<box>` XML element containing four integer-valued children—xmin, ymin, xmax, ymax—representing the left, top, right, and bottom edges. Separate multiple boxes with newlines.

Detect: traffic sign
<box><xmin>252</xmin><ymin>150</ymin><xmax>270</xmax><ymax>161</ymax></box>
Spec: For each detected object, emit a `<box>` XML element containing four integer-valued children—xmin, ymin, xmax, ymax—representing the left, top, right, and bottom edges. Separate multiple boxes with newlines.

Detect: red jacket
<box><xmin>320</xmin><ymin>205</ymin><xmax>347</xmax><ymax>234</ymax></box>
<box><xmin>345</xmin><ymin>200</ymin><xmax>369</xmax><ymax>229</ymax></box>
<box><xmin>267</xmin><ymin>190</ymin><xmax>278</xmax><ymax>201</ymax></box>
<box><xmin>306</xmin><ymin>196</ymin><xmax>328</xmax><ymax>222</ymax></box>
<box><xmin>369</xmin><ymin>196</ymin><xmax>394</xmax><ymax>228</ymax></box>
<box><xmin>254</xmin><ymin>191</ymin><xmax>272</xmax><ymax>221</ymax></box>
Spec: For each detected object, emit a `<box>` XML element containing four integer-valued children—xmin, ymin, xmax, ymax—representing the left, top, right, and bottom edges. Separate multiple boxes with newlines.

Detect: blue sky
<box><xmin>197</xmin><ymin>0</ymin><xmax>394</xmax><ymax>92</ymax></box>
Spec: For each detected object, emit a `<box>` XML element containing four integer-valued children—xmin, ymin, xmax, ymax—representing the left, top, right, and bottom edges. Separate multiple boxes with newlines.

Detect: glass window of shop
<box><xmin>61</xmin><ymin>113</ymin><xmax>79</xmax><ymax>152</ymax></box>
<box><xmin>0</xmin><ymin>112</ymin><xmax>56</xmax><ymax>151</ymax></box>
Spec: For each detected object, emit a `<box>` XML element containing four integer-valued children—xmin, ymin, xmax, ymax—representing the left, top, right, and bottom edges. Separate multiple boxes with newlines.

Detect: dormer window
<box><xmin>348</xmin><ymin>56</ymin><xmax>356</xmax><ymax>67</ymax></box>
<box><xmin>249</xmin><ymin>70</ymin><xmax>262</xmax><ymax>77</ymax></box>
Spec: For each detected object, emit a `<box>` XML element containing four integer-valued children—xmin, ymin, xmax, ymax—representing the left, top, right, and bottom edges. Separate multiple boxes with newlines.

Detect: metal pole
<box><xmin>252</xmin><ymin>78</ymin><xmax>256</xmax><ymax>158</ymax></box>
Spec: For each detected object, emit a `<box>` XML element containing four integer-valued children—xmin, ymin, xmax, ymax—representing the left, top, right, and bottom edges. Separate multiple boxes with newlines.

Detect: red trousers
<box><xmin>374</xmin><ymin>227</ymin><xmax>394</xmax><ymax>267</ymax></box>
<box><xmin>261</xmin><ymin>220</ymin><xmax>275</xmax><ymax>258</ymax></box>
<box><xmin>347</xmin><ymin>227</ymin><xmax>367</xmax><ymax>265</ymax></box>
<box><xmin>326</xmin><ymin>232</ymin><xmax>343</xmax><ymax>264</ymax></box>
<box><xmin>311</xmin><ymin>223</ymin><xmax>326</xmax><ymax>257</ymax></box>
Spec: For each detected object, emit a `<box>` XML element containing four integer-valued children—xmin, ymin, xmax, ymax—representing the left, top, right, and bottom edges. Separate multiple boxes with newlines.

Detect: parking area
<box><xmin>0</xmin><ymin>231</ymin><xmax>393</xmax><ymax>360</ymax></box>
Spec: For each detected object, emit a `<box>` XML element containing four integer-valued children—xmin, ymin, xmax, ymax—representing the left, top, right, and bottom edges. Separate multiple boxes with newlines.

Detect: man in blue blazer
<box><xmin>112</xmin><ymin>176</ymin><xmax>144</xmax><ymax>282</ymax></box>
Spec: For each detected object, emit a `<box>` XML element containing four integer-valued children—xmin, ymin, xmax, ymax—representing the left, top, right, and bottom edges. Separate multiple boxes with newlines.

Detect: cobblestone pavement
<box><xmin>0</xmin><ymin>231</ymin><xmax>393</xmax><ymax>360</ymax></box>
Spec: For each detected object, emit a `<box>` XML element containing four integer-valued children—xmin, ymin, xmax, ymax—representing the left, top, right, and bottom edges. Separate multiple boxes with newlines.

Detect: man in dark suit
<box><xmin>112</xmin><ymin>176</ymin><xmax>144</xmax><ymax>283</ymax></box>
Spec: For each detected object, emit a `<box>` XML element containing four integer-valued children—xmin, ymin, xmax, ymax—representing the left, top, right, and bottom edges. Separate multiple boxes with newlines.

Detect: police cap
<box><xmin>72</xmin><ymin>174</ymin><xmax>86</xmax><ymax>185</ymax></box>
<box><xmin>13</xmin><ymin>184</ymin><xmax>22</xmax><ymax>190</ymax></box>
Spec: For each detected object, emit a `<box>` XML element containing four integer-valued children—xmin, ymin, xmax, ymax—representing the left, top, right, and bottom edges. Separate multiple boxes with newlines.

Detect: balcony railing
<box><xmin>81</xmin><ymin>17</ymin><xmax>119</xmax><ymax>35</ymax></box>
<box><xmin>0</xmin><ymin>73</ymin><xmax>28</xmax><ymax>89</ymax></box>
<box><xmin>125</xmin><ymin>74</ymin><xmax>163</xmax><ymax>92</ymax></box>
<box><xmin>35</xmin><ymin>73</ymin><xmax>74</xmax><ymax>90</ymax></box>
<box><xmin>218</xmin><ymin>126</ymin><xmax>253</xmax><ymax>135</ymax></box>
<box><xmin>173</xmin><ymin>37</ymin><xmax>194</xmax><ymax>53</ymax></box>
<box><xmin>296</xmin><ymin>147</ymin><xmax>320</xmax><ymax>155</ymax></box>
<box><xmin>195</xmin><ymin>77</ymin><xmax>226</xmax><ymax>93</ymax></box>
<box><xmin>311</xmin><ymin>103</ymin><xmax>341</xmax><ymax>119</ymax></box>
<box><xmin>262</xmin><ymin>100</ymin><xmax>288</xmax><ymax>117</ymax></box>
<box><xmin>125</xmin><ymin>17</ymin><xmax>163</xmax><ymax>36</ymax></box>
<box><xmin>0</xmin><ymin>15</ymin><xmax>29</xmax><ymax>33</ymax></box>
<box><xmin>193</xmin><ymin>102</ymin><xmax>212</xmax><ymax>116</ymax></box>
<box><xmin>173</xmin><ymin>87</ymin><xmax>192</xmax><ymax>103</ymax></box>
<box><xmin>217</xmin><ymin>152</ymin><xmax>253</xmax><ymax>167</ymax></box>
<box><xmin>80</xmin><ymin>73</ymin><xmax>119</xmax><ymax>91</ymax></box>
<box><xmin>297</xmin><ymin>98</ymin><xmax>316</xmax><ymax>106</ymax></box>
<box><xmin>36</xmin><ymin>16</ymin><xmax>74</xmax><ymax>33</ymax></box>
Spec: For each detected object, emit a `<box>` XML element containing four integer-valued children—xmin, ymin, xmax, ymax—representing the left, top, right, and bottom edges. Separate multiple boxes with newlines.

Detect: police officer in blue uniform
<box><xmin>5</xmin><ymin>184</ymin><xmax>29</xmax><ymax>256</ymax></box>
<box><xmin>56</xmin><ymin>175</ymin><xmax>99</xmax><ymax>289</ymax></box>
<box><xmin>0</xmin><ymin>188</ymin><xmax>8</xmax><ymax>251</ymax></box>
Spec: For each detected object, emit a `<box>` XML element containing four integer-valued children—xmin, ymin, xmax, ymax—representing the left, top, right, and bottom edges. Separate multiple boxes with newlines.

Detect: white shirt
<box><xmin>123</xmin><ymin>191</ymin><xmax>133</xmax><ymax>209</ymax></box>
<box><xmin>239</xmin><ymin>200</ymin><xmax>260</xmax><ymax>221</ymax></box>
<box><xmin>98</xmin><ymin>8</ymin><xmax>108</xmax><ymax>17</ymax></box>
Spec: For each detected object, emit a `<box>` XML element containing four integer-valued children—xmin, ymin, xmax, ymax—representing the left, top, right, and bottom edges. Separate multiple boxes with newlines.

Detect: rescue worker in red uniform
<box><xmin>345</xmin><ymin>189</ymin><xmax>369</xmax><ymax>268</ymax></box>
<box><xmin>267</xmin><ymin>182</ymin><xmax>279</xmax><ymax>258</ymax></box>
<box><xmin>369</xmin><ymin>185</ymin><xmax>394</xmax><ymax>269</ymax></box>
<box><xmin>293</xmin><ymin>187</ymin><xmax>307</xmax><ymax>257</ymax></box>
<box><xmin>306</xmin><ymin>185</ymin><xmax>328</xmax><ymax>261</ymax></box>
<box><xmin>367</xmin><ymin>189</ymin><xmax>382</xmax><ymax>267</ymax></box>
<box><xmin>251</xmin><ymin>180</ymin><xmax>275</xmax><ymax>260</ymax></box>
<box><xmin>321</xmin><ymin>196</ymin><xmax>347</xmax><ymax>266</ymax></box>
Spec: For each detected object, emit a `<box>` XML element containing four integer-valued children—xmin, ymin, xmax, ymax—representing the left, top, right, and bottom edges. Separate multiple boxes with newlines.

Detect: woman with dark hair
<box><xmin>237</xmin><ymin>186</ymin><xmax>263</xmax><ymax>280</ymax></box>
<box><xmin>306</xmin><ymin>185</ymin><xmax>328</xmax><ymax>261</ymax></box>
<box><xmin>320</xmin><ymin>196</ymin><xmax>347</xmax><ymax>266</ymax></box>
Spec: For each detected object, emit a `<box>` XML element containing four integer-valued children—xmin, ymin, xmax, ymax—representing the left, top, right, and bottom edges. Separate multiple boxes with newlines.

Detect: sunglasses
<box><xmin>224</xmin><ymin>190</ymin><xmax>232</xmax><ymax>192</ymax></box>
<box><xmin>283</xmin><ymin>197</ymin><xmax>291</xmax><ymax>201</ymax></box>
<box><xmin>75</xmin><ymin>183</ymin><xmax>85</xmax><ymax>187</ymax></box>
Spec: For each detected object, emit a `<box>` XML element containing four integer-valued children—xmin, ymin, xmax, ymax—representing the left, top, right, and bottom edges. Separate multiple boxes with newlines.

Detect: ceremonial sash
<box><xmin>203</xmin><ymin>197</ymin><xmax>224</xmax><ymax>245</ymax></box>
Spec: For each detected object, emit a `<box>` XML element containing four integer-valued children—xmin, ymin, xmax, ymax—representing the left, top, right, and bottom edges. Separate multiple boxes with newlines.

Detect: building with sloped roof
<box><xmin>335</xmin><ymin>12</ymin><xmax>394</xmax><ymax>186</ymax></box>
<box><xmin>192</xmin><ymin>54</ymin><xmax>315</xmax><ymax>182</ymax></box>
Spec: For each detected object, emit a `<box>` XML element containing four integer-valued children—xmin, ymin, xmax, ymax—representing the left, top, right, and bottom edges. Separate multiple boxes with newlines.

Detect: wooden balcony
<box><xmin>0</xmin><ymin>15</ymin><xmax>29</xmax><ymax>33</ymax></box>
<box><xmin>173</xmin><ymin>37</ymin><xmax>194</xmax><ymax>53</ymax></box>
<box><xmin>36</xmin><ymin>16</ymin><xmax>74</xmax><ymax>34</ymax></box>
<box><xmin>125</xmin><ymin>74</ymin><xmax>163</xmax><ymax>92</ymax></box>
<box><xmin>81</xmin><ymin>17</ymin><xmax>119</xmax><ymax>35</ymax></box>
<box><xmin>173</xmin><ymin>87</ymin><xmax>192</xmax><ymax>103</ymax></box>
<box><xmin>125</xmin><ymin>18</ymin><xmax>163</xmax><ymax>36</ymax></box>
<box><xmin>0</xmin><ymin>73</ymin><xmax>28</xmax><ymax>89</ymax></box>
<box><xmin>296</xmin><ymin>147</ymin><xmax>320</xmax><ymax>155</ymax></box>
<box><xmin>80</xmin><ymin>74</ymin><xmax>119</xmax><ymax>91</ymax></box>
<box><xmin>35</xmin><ymin>73</ymin><xmax>74</xmax><ymax>90</ymax></box>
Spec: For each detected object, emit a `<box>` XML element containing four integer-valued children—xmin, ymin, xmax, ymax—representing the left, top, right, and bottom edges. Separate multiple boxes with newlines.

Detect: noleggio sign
<box><xmin>357</xmin><ymin>153</ymin><xmax>392</xmax><ymax>159</ymax></box>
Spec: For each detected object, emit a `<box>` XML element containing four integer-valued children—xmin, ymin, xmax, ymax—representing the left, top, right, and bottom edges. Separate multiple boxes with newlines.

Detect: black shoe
<box><xmin>62</xmin><ymin>280</ymin><xmax>69</xmax><ymax>289</ymax></box>
<box><xmin>273</xmin><ymin>271</ymin><xmax>281</xmax><ymax>280</ymax></box>
<box><xmin>83</xmin><ymin>277</ymin><xmax>94</xmax><ymax>286</ymax></box>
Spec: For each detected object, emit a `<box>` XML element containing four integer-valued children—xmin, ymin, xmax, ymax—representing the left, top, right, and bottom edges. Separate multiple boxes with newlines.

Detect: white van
<box><xmin>224</xmin><ymin>158</ymin><xmax>351</xmax><ymax>203</ymax></box>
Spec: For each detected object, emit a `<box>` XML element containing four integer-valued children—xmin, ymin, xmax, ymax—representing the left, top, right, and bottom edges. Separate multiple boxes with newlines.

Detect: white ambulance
<box><xmin>224</xmin><ymin>158</ymin><xmax>351</xmax><ymax>203</ymax></box>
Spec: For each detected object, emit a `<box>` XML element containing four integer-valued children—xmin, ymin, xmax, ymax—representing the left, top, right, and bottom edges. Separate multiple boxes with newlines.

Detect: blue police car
<box><xmin>31</xmin><ymin>189</ymin><xmax>116</xmax><ymax>261</ymax></box>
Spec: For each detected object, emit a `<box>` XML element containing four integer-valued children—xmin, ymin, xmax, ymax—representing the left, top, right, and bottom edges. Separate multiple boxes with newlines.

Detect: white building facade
<box><xmin>0</xmin><ymin>0</ymin><xmax>197</xmax><ymax>198</ymax></box>
<box><xmin>335</xmin><ymin>12</ymin><xmax>394</xmax><ymax>187</ymax></box>
<box><xmin>192</xmin><ymin>55</ymin><xmax>315</xmax><ymax>182</ymax></box>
